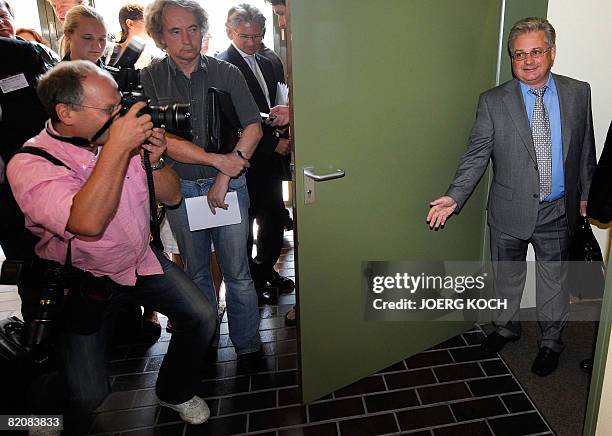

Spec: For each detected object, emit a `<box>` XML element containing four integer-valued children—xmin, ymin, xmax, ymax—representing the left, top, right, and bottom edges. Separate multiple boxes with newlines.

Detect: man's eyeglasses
<box><xmin>511</xmin><ymin>47</ymin><xmax>551</xmax><ymax>61</ymax></box>
<box><xmin>74</xmin><ymin>102</ymin><xmax>122</xmax><ymax>117</ymax></box>
<box><xmin>237</xmin><ymin>33</ymin><xmax>263</xmax><ymax>41</ymax></box>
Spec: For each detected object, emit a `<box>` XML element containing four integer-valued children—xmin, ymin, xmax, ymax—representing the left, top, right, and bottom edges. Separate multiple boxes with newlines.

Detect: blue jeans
<box><xmin>29</xmin><ymin>248</ymin><xmax>216</xmax><ymax>435</ymax></box>
<box><xmin>166</xmin><ymin>175</ymin><xmax>261</xmax><ymax>355</ymax></box>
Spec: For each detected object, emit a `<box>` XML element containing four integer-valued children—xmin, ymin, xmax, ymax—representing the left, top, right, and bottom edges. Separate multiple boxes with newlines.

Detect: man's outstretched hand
<box><xmin>427</xmin><ymin>195</ymin><xmax>457</xmax><ymax>229</ymax></box>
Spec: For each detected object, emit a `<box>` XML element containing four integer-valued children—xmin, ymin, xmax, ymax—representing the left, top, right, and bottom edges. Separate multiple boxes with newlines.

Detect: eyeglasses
<box><xmin>74</xmin><ymin>102</ymin><xmax>122</xmax><ymax>117</ymax></box>
<box><xmin>237</xmin><ymin>33</ymin><xmax>263</xmax><ymax>41</ymax></box>
<box><xmin>511</xmin><ymin>47</ymin><xmax>551</xmax><ymax>61</ymax></box>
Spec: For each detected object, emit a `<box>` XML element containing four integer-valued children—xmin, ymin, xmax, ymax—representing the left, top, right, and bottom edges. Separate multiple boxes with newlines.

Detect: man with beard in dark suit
<box><xmin>217</xmin><ymin>3</ymin><xmax>294</xmax><ymax>301</ymax></box>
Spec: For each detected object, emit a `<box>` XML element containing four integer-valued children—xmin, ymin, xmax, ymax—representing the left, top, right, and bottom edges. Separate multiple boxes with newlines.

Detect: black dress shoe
<box><xmin>480</xmin><ymin>331</ymin><xmax>519</xmax><ymax>353</ymax></box>
<box><xmin>531</xmin><ymin>347</ymin><xmax>561</xmax><ymax>376</ymax></box>
<box><xmin>237</xmin><ymin>347</ymin><xmax>264</xmax><ymax>373</ymax></box>
<box><xmin>580</xmin><ymin>358</ymin><xmax>594</xmax><ymax>374</ymax></box>
<box><xmin>268</xmin><ymin>270</ymin><xmax>295</xmax><ymax>291</ymax></box>
<box><xmin>255</xmin><ymin>281</ymin><xmax>279</xmax><ymax>305</ymax></box>
<box><xmin>141</xmin><ymin>320</ymin><xmax>162</xmax><ymax>345</ymax></box>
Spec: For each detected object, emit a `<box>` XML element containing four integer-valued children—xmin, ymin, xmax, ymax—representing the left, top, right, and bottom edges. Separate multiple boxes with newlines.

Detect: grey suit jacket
<box><xmin>446</xmin><ymin>74</ymin><xmax>596</xmax><ymax>239</ymax></box>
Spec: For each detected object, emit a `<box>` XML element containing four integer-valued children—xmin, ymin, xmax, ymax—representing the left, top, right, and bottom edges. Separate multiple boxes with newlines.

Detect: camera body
<box><xmin>103</xmin><ymin>37</ymin><xmax>192</xmax><ymax>136</ymax></box>
<box><xmin>120</xmin><ymin>91</ymin><xmax>191</xmax><ymax>135</ymax></box>
<box><xmin>104</xmin><ymin>37</ymin><xmax>145</xmax><ymax>93</ymax></box>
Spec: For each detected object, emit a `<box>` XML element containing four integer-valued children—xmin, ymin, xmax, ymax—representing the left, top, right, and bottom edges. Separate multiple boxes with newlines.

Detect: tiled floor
<box><xmin>1</xmin><ymin>241</ymin><xmax>555</xmax><ymax>435</ymax></box>
<box><xmin>83</xmin><ymin>234</ymin><xmax>553</xmax><ymax>436</ymax></box>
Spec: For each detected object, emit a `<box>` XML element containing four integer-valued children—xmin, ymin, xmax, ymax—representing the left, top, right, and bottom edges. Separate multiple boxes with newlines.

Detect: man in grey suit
<box><xmin>427</xmin><ymin>17</ymin><xmax>596</xmax><ymax>376</ymax></box>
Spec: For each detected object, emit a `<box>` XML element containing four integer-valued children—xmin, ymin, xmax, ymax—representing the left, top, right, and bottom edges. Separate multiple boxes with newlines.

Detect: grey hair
<box><xmin>508</xmin><ymin>17</ymin><xmax>556</xmax><ymax>54</ymax></box>
<box><xmin>37</xmin><ymin>60</ymin><xmax>112</xmax><ymax>122</ymax></box>
<box><xmin>264</xmin><ymin>0</ymin><xmax>285</xmax><ymax>5</ymax></box>
<box><xmin>61</xmin><ymin>5</ymin><xmax>106</xmax><ymax>57</ymax></box>
<box><xmin>226</xmin><ymin>3</ymin><xmax>266</xmax><ymax>32</ymax></box>
<box><xmin>0</xmin><ymin>1</ymin><xmax>15</xmax><ymax>18</ymax></box>
<box><xmin>145</xmin><ymin>0</ymin><xmax>209</xmax><ymax>49</ymax></box>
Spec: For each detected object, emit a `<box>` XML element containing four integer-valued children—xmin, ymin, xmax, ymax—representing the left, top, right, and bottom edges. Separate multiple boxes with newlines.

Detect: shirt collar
<box><xmin>167</xmin><ymin>53</ymin><xmax>209</xmax><ymax>77</ymax></box>
<box><xmin>44</xmin><ymin>121</ymin><xmax>100</xmax><ymax>167</ymax></box>
<box><xmin>520</xmin><ymin>73</ymin><xmax>557</xmax><ymax>98</ymax></box>
<box><xmin>232</xmin><ymin>41</ymin><xmax>256</xmax><ymax>60</ymax></box>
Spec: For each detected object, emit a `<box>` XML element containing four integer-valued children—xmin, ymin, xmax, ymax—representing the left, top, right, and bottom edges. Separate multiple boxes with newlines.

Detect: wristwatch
<box><xmin>150</xmin><ymin>157</ymin><xmax>165</xmax><ymax>171</ymax></box>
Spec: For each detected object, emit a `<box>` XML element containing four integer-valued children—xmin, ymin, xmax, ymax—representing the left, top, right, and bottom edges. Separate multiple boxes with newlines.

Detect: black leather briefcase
<box><xmin>206</xmin><ymin>87</ymin><xmax>243</xmax><ymax>154</ymax></box>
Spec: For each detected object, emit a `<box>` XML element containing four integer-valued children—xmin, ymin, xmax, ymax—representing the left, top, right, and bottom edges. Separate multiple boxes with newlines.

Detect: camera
<box><xmin>104</xmin><ymin>37</ymin><xmax>192</xmax><ymax>136</ymax></box>
<box><xmin>24</xmin><ymin>262</ymin><xmax>65</xmax><ymax>346</ymax></box>
<box><xmin>120</xmin><ymin>91</ymin><xmax>191</xmax><ymax>136</ymax></box>
<box><xmin>104</xmin><ymin>37</ymin><xmax>145</xmax><ymax>92</ymax></box>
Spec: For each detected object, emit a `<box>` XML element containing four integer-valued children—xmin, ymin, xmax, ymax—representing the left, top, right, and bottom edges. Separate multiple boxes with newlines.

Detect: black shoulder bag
<box><xmin>206</xmin><ymin>87</ymin><xmax>243</xmax><ymax>154</ymax></box>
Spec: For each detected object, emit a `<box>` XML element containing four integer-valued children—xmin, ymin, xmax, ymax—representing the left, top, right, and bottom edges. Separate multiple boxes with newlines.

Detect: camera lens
<box><xmin>149</xmin><ymin>104</ymin><xmax>191</xmax><ymax>131</ymax></box>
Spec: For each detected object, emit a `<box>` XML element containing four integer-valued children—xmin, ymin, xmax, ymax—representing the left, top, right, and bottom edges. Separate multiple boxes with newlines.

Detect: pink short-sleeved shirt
<box><xmin>7</xmin><ymin>124</ymin><xmax>163</xmax><ymax>285</ymax></box>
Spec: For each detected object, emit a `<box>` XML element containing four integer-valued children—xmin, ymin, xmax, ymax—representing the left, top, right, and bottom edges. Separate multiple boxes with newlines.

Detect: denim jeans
<box><xmin>166</xmin><ymin>175</ymin><xmax>261</xmax><ymax>355</ymax></box>
<box><xmin>28</xmin><ymin>248</ymin><xmax>216</xmax><ymax>435</ymax></box>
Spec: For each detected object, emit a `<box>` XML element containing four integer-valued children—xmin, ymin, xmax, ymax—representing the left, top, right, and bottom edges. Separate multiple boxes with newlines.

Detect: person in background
<box><xmin>0</xmin><ymin>0</ymin><xmax>54</xmax><ymax>264</ymax></box>
<box><xmin>266</xmin><ymin>0</ymin><xmax>287</xmax><ymax>29</ymax></box>
<box><xmin>1</xmin><ymin>1</ymin><xmax>59</xmax><ymax>64</ymax></box>
<box><xmin>141</xmin><ymin>0</ymin><xmax>263</xmax><ymax>360</ymax></box>
<box><xmin>219</xmin><ymin>3</ymin><xmax>294</xmax><ymax>304</ymax></box>
<box><xmin>60</xmin><ymin>4</ymin><xmax>107</xmax><ymax>65</ymax></box>
<box><xmin>46</xmin><ymin>0</ymin><xmax>84</xmax><ymax>25</ymax></box>
<box><xmin>109</xmin><ymin>3</ymin><xmax>163</xmax><ymax>69</ymax></box>
<box><xmin>201</xmin><ymin>31</ymin><xmax>211</xmax><ymax>55</ymax></box>
<box><xmin>16</xmin><ymin>27</ymin><xmax>52</xmax><ymax>47</ymax></box>
<box><xmin>264</xmin><ymin>0</ymin><xmax>297</xmax><ymax>326</ymax></box>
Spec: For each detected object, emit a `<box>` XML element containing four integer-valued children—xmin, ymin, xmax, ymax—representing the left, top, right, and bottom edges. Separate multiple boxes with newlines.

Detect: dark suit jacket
<box><xmin>446</xmin><ymin>74</ymin><xmax>596</xmax><ymax>238</ymax></box>
<box><xmin>217</xmin><ymin>45</ymin><xmax>283</xmax><ymax>180</ymax></box>
<box><xmin>258</xmin><ymin>43</ymin><xmax>285</xmax><ymax>84</ymax></box>
<box><xmin>587</xmin><ymin>121</ymin><xmax>612</xmax><ymax>223</ymax></box>
<box><xmin>0</xmin><ymin>37</ymin><xmax>51</xmax><ymax>163</ymax></box>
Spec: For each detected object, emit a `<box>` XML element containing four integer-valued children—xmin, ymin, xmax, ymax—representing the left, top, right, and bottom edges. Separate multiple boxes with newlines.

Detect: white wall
<box><xmin>548</xmin><ymin>0</ymin><xmax>612</xmax><ymax>256</ymax></box>
<box><xmin>546</xmin><ymin>2</ymin><xmax>612</xmax><ymax>433</ymax></box>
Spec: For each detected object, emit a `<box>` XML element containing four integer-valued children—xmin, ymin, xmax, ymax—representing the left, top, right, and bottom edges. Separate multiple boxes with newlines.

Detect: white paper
<box><xmin>185</xmin><ymin>191</ymin><xmax>242</xmax><ymax>231</ymax></box>
<box><xmin>0</xmin><ymin>73</ymin><xmax>29</xmax><ymax>94</ymax></box>
<box><xmin>275</xmin><ymin>82</ymin><xmax>289</xmax><ymax>106</ymax></box>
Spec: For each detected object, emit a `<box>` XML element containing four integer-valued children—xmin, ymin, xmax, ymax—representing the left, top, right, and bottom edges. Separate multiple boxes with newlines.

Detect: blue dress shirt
<box><xmin>520</xmin><ymin>74</ymin><xmax>564</xmax><ymax>202</ymax></box>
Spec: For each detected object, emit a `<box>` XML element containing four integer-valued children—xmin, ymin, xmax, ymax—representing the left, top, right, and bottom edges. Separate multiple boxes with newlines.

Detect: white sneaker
<box><xmin>158</xmin><ymin>395</ymin><xmax>210</xmax><ymax>425</ymax></box>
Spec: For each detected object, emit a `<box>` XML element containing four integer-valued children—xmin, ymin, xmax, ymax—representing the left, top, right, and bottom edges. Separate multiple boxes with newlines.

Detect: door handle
<box><xmin>303</xmin><ymin>166</ymin><xmax>345</xmax><ymax>204</ymax></box>
<box><xmin>303</xmin><ymin>167</ymin><xmax>345</xmax><ymax>182</ymax></box>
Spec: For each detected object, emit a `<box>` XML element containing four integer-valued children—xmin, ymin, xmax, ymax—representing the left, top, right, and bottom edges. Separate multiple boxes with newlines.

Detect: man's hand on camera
<box><xmin>214</xmin><ymin>151</ymin><xmax>250</xmax><ymax>177</ymax></box>
<box><xmin>207</xmin><ymin>174</ymin><xmax>230</xmax><ymax>214</ymax></box>
<box><xmin>140</xmin><ymin>128</ymin><xmax>167</xmax><ymax>165</ymax></box>
<box><xmin>107</xmin><ymin>102</ymin><xmax>154</xmax><ymax>152</ymax></box>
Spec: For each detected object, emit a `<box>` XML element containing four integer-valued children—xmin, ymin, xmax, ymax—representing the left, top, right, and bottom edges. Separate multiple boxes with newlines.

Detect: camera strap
<box><xmin>44</xmin><ymin>115</ymin><xmax>118</xmax><ymax>147</ymax></box>
<box><xmin>13</xmin><ymin>143</ymin><xmax>162</xmax><ymax>252</ymax></box>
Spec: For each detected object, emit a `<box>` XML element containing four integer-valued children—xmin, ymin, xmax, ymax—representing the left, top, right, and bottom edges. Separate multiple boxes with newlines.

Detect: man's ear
<box><xmin>550</xmin><ymin>44</ymin><xmax>556</xmax><ymax>62</ymax></box>
<box><xmin>55</xmin><ymin>102</ymin><xmax>77</xmax><ymax>126</ymax></box>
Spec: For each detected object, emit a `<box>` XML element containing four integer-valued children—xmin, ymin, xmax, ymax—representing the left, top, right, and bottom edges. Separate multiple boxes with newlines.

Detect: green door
<box><xmin>290</xmin><ymin>0</ymin><xmax>501</xmax><ymax>402</ymax></box>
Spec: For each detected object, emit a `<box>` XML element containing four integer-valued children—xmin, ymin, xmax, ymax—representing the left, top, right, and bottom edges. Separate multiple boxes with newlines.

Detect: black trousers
<box><xmin>0</xmin><ymin>181</ymin><xmax>36</xmax><ymax>261</ymax></box>
<box><xmin>246</xmin><ymin>174</ymin><xmax>285</xmax><ymax>282</ymax></box>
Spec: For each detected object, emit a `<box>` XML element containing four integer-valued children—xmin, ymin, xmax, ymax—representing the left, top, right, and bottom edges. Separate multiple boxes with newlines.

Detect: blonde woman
<box><xmin>60</xmin><ymin>5</ymin><xmax>106</xmax><ymax>65</ymax></box>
